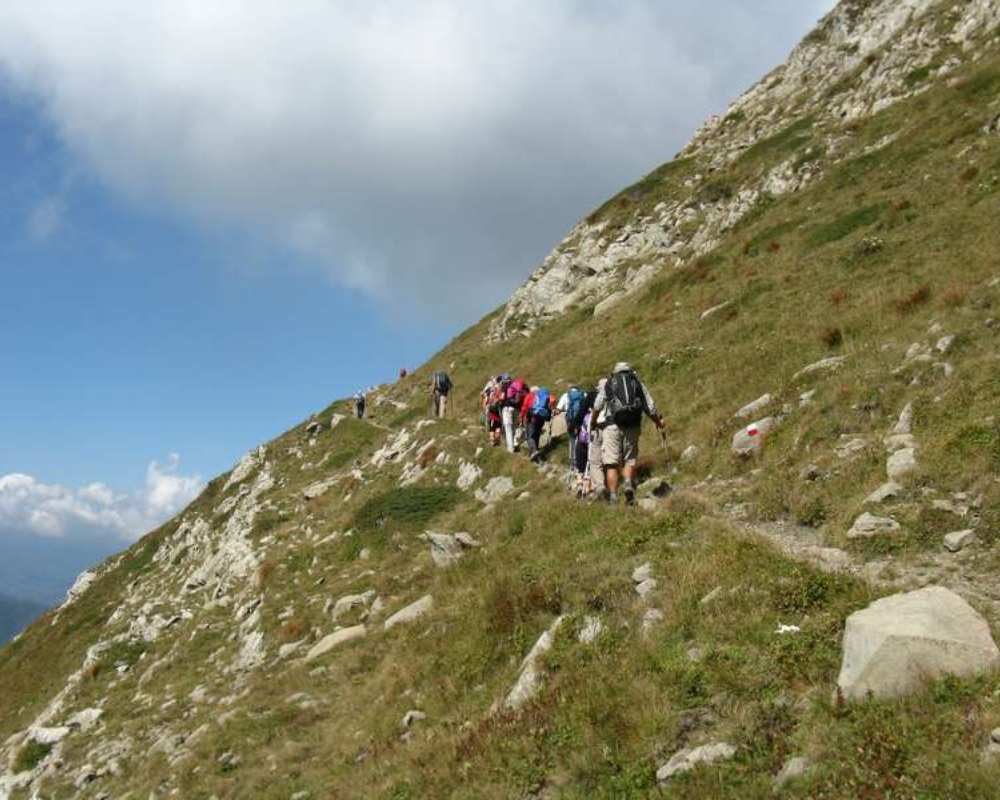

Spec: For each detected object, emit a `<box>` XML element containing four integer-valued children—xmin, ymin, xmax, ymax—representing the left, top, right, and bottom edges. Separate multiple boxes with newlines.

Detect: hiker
<box><xmin>503</xmin><ymin>377</ymin><xmax>528</xmax><ymax>452</ymax></box>
<box><xmin>587</xmin><ymin>379</ymin><xmax>608</xmax><ymax>499</ymax></box>
<box><xmin>430</xmin><ymin>370</ymin><xmax>452</xmax><ymax>418</ymax></box>
<box><xmin>556</xmin><ymin>385</ymin><xmax>590</xmax><ymax>468</ymax></box>
<box><xmin>399</xmin><ymin>367</ymin><xmax>408</xmax><ymax>380</ymax></box>
<box><xmin>520</xmin><ymin>385</ymin><xmax>554</xmax><ymax>462</ymax></box>
<box><xmin>482</xmin><ymin>375</ymin><xmax>507</xmax><ymax>447</ymax></box>
<box><xmin>593</xmin><ymin>362</ymin><xmax>664</xmax><ymax>505</ymax></box>
<box><xmin>573</xmin><ymin>411</ymin><xmax>593</xmax><ymax>497</ymax></box>
<box><xmin>354</xmin><ymin>390</ymin><xmax>366</xmax><ymax>419</ymax></box>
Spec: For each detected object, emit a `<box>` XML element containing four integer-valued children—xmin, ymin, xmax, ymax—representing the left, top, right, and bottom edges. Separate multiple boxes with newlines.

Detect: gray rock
<box><xmin>793</xmin><ymin>356</ymin><xmax>847</xmax><ymax>381</ymax></box>
<box><xmin>943</xmin><ymin>529</ymin><xmax>976</xmax><ymax>553</ymax></box>
<box><xmin>577</xmin><ymin>615</ymin><xmax>605</xmax><ymax>644</ymax></box>
<box><xmin>474</xmin><ymin>476</ymin><xmax>515</xmax><ymax>505</ymax></box>
<box><xmin>732</xmin><ymin>417</ymin><xmax>777</xmax><ymax>455</ymax></box>
<box><xmin>632</xmin><ymin>563</ymin><xmax>653</xmax><ymax>583</ymax></box>
<box><xmin>735</xmin><ymin>393</ymin><xmax>773</xmax><ymax>420</ymax></box>
<box><xmin>886</xmin><ymin>448</ymin><xmax>917</xmax><ymax>481</ymax></box>
<box><xmin>331</xmin><ymin>590</ymin><xmax>376</xmax><ymax>621</ymax></box>
<box><xmin>883</xmin><ymin>433</ymin><xmax>917</xmax><ymax>453</ymax></box>
<box><xmin>773</xmin><ymin>756</ymin><xmax>811</xmax><ymax>789</ymax></box>
<box><xmin>865</xmin><ymin>481</ymin><xmax>902</xmax><ymax>504</ymax></box>
<box><xmin>305</xmin><ymin>625</ymin><xmax>366</xmax><ymax>662</ymax></box>
<box><xmin>837</xmin><ymin>586</ymin><xmax>1000</xmax><ymax>701</ymax></box>
<box><xmin>499</xmin><ymin>616</ymin><xmax>565</xmax><ymax>711</ymax></box>
<box><xmin>681</xmin><ymin>444</ymin><xmax>700</xmax><ymax>462</ymax></box>
<box><xmin>65</xmin><ymin>708</ymin><xmax>103</xmax><ymax>732</ymax></box>
<box><xmin>384</xmin><ymin>595</ymin><xmax>434</xmax><ymax>631</ymax></box>
<box><xmin>700</xmin><ymin>586</ymin><xmax>722</xmax><ymax>606</ymax></box>
<box><xmin>835</xmin><ymin>436</ymin><xmax>868</xmax><ymax>459</ymax></box>
<box><xmin>426</xmin><ymin>532</ymin><xmax>481</xmax><ymax>567</ymax></box>
<box><xmin>891</xmin><ymin>402</ymin><xmax>914</xmax><ymax>436</ymax></box>
<box><xmin>847</xmin><ymin>512</ymin><xmax>901</xmax><ymax>539</ymax></box>
<box><xmin>700</xmin><ymin>300</ymin><xmax>732</xmax><ymax>320</ymax></box>
<box><xmin>992</xmin><ymin>727</ymin><xmax>1000</xmax><ymax>744</ymax></box>
<box><xmin>303</xmin><ymin>478</ymin><xmax>337</xmax><ymax>500</ymax></box>
<box><xmin>641</xmin><ymin>608</ymin><xmax>664</xmax><ymax>636</ymax></box>
<box><xmin>31</xmin><ymin>726</ymin><xmax>71</xmax><ymax>745</ymax></box>
<box><xmin>936</xmin><ymin>335</ymin><xmax>955</xmax><ymax>353</ymax></box>
<box><xmin>456</xmin><ymin>460</ymin><xmax>482</xmax><ymax>490</ymax></box>
<box><xmin>401</xmin><ymin>710</ymin><xmax>426</xmax><ymax>728</ymax></box>
<box><xmin>635</xmin><ymin>578</ymin><xmax>658</xmax><ymax>599</ymax></box>
<box><xmin>657</xmin><ymin>742</ymin><xmax>737</xmax><ymax>782</ymax></box>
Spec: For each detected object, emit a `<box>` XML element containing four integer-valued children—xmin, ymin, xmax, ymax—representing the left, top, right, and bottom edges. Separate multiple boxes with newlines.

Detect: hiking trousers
<box><xmin>588</xmin><ymin>427</ymin><xmax>605</xmax><ymax>491</ymax></box>
<box><xmin>502</xmin><ymin>406</ymin><xmax>517</xmax><ymax>452</ymax></box>
<box><xmin>434</xmin><ymin>391</ymin><xmax>448</xmax><ymax>418</ymax></box>
<box><xmin>526</xmin><ymin>415</ymin><xmax>546</xmax><ymax>456</ymax></box>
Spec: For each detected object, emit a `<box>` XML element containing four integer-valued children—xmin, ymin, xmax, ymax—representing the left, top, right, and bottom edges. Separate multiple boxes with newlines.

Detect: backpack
<box><xmin>507</xmin><ymin>379</ymin><xmax>527</xmax><ymax>408</ymax></box>
<box><xmin>488</xmin><ymin>385</ymin><xmax>506</xmax><ymax>414</ymax></box>
<box><xmin>433</xmin><ymin>371</ymin><xmax>452</xmax><ymax>394</ymax></box>
<box><xmin>531</xmin><ymin>388</ymin><xmax>552</xmax><ymax>420</ymax></box>
<box><xmin>565</xmin><ymin>386</ymin><xmax>587</xmax><ymax>429</ymax></box>
<box><xmin>605</xmin><ymin>370</ymin><xmax>644</xmax><ymax>427</ymax></box>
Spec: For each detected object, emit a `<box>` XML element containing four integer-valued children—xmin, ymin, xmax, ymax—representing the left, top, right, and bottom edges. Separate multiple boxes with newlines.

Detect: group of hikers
<box><xmin>471</xmin><ymin>362</ymin><xmax>665</xmax><ymax>505</ymax></box>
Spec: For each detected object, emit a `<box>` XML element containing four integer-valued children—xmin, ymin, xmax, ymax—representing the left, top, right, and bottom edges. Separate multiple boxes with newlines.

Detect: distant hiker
<box><xmin>399</xmin><ymin>367</ymin><xmax>408</xmax><ymax>380</ymax></box>
<box><xmin>431</xmin><ymin>370</ymin><xmax>452</xmax><ymax>418</ymax></box>
<box><xmin>557</xmin><ymin>385</ymin><xmax>590</xmax><ymax>468</ymax></box>
<box><xmin>354</xmin><ymin>390</ymin><xmax>366</xmax><ymax>419</ymax></box>
<box><xmin>484</xmin><ymin>375</ymin><xmax>507</xmax><ymax>447</ymax></box>
<box><xmin>573</xmin><ymin>413</ymin><xmax>593</xmax><ymax>497</ymax></box>
<box><xmin>593</xmin><ymin>362</ymin><xmax>664</xmax><ymax>505</ymax></box>
<box><xmin>520</xmin><ymin>385</ymin><xmax>554</xmax><ymax>462</ymax></box>
<box><xmin>503</xmin><ymin>377</ymin><xmax>528</xmax><ymax>452</ymax></box>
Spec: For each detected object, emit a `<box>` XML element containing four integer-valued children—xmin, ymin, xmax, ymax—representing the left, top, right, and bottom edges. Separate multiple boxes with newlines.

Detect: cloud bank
<box><xmin>0</xmin><ymin>1</ymin><xmax>835</xmax><ymax>317</ymax></box>
<box><xmin>0</xmin><ymin>454</ymin><xmax>203</xmax><ymax>543</ymax></box>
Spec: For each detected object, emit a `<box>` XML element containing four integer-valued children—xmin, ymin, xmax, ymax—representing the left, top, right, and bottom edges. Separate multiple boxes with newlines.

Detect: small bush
<box><xmin>893</xmin><ymin>284</ymin><xmax>932</xmax><ymax>314</ymax></box>
<box><xmin>353</xmin><ymin>486</ymin><xmax>462</xmax><ymax>532</ymax></box>
<box><xmin>821</xmin><ymin>327</ymin><xmax>844</xmax><ymax>349</ymax></box>
<box><xmin>808</xmin><ymin>203</ymin><xmax>886</xmax><ymax>246</ymax></box>
<box><xmin>13</xmin><ymin>740</ymin><xmax>52</xmax><ymax>773</ymax></box>
<box><xmin>506</xmin><ymin>511</ymin><xmax>526</xmax><ymax>539</ymax></box>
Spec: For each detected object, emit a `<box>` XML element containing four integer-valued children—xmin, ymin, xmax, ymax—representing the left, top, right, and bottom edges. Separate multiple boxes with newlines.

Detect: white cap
<box><xmin>613</xmin><ymin>362</ymin><xmax>631</xmax><ymax>373</ymax></box>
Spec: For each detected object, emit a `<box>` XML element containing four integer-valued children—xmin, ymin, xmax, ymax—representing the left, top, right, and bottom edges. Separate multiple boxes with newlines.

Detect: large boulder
<box><xmin>731</xmin><ymin>417</ymin><xmax>777</xmax><ymax>455</ymax></box>
<box><xmin>837</xmin><ymin>586</ymin><xmax>1000</xmax><ymax>701</ymax></box>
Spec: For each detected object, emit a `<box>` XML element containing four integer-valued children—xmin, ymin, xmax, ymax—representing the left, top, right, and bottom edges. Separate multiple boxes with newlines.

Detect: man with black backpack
<box><xmin>430</xmin><ymin>370</ymin><xmax>452</xmax><ymax>418</ymax></box>
<box><xmin>593</xmin><ymin>362</ymin><xmax>664</xmax><ymax>505</ymax></box>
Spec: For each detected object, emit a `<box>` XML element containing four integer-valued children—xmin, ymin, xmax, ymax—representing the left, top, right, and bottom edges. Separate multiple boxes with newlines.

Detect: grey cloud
<box><xmin>0</xmin><ymin>0</ymin><xmax>837</xmax><ymax>321</ymax></box>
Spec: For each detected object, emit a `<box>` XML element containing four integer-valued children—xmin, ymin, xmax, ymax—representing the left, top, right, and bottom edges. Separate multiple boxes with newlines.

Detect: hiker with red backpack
<box><xmin>520</xmin><ymin>385</ymin><xmax>555</xmax><ymax>462</ymax></box>
<box><xmin>503</xmin><ymin>377</ymin><xmax>528</xmax><ymax>452</ymax></box>
<box><xmin>592</xmin><ymin>362</ymin><xmax>664</xmax><ymax>505</ymax></box>
<box><xmin>484</xmin><ymin>375</ymin><xmax>509</xmax><ymax>447</ymax></box>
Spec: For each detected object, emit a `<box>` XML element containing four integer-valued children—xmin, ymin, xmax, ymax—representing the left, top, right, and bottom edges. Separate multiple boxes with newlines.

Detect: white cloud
<box><xmin>0</xmin><ymin>456</ymin><xmax>203</xmax><ymax>543</ymax></box>
<box><xmin>0</xmin><ymin>0</ymin><xmax>837</xmax><ymax>318</ymax></box>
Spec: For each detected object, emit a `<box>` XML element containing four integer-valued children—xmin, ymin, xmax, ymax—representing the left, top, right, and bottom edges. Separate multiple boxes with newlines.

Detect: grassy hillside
<box><xmin>3</xmin><ymin>2</ymin><xmax>1000</xmax><ymax>798</ymax></box>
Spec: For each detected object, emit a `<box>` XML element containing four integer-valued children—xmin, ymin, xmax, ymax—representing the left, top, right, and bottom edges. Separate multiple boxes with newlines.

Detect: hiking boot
<box><xmin>529</xmin><ymin>450</ymin><xmax>540</xmax><ymax>462</ymax></box>
<box><xmin>624</xmin><ymin>485</ymin><xmax>636</xmax><ymax>506</ymax></box>
<box><xmin>607</xmin><ymin>491</ymin><xmax>618</xmax><ymax>504</ymax></box>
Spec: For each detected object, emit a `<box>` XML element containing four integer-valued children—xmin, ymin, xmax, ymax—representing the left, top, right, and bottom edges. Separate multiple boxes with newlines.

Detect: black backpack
<box><xmin>433</xmin><ymin>372</ymin><xmax>452</xmax><ymax>394</ymax></box>
<box><xmin>606</xmin><ymin>370</ymin><xmax>644</xmax><ymax>427</ymax></box>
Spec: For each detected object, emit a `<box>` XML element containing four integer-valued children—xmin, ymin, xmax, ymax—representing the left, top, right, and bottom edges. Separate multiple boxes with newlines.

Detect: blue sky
<box><xmin>0</xmin><ymin>0</ymin><xmax>835</xmax><ymax>602</ymax></box>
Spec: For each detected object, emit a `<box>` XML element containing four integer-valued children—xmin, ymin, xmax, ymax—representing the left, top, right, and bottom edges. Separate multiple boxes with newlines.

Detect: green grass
<box><xmin>352</xmin><ymin>485</ymin><xmax>463</xmax><ymax>533</ymax></box>
<box><xmin>12</xmin><ymin>740</ymin><xmax>52</xmax><ymax>773</ymax></box>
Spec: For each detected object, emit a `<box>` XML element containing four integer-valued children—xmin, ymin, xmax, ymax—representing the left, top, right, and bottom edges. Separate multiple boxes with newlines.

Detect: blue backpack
<box><xmin>531</xmin><ymin>388</ymin><xmax>552</xmax><ymax>420</ymax></box>
<box><xmin>566</xmin><ymin>387</ymin><xmax>586</xmax><ymax>428</ymax></box>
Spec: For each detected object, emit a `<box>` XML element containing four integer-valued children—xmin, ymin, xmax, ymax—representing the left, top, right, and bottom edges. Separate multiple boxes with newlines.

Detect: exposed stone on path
<box><xmin>631</xmin><ymin>563</ymin><xmax>653</xmax><ymax>584</ymax></box>
<box><xmin>865</xmin><ymin>481</ymin><xmax>902</xmax><ymax>504</ymax></box>
<box><xmin>847</xmin><ymin>512</ymin><xmax>900</xmax><ymax>539</ymax></box>
<box><xmin>641</xmin><ymin>608</ymin><xmax>664</xmax><ymax>637</ymax></box>
<box><xmin>886</xmin><ymin>448</ymin><xmax>917</xmax><ymax>481</ymax></box>
<box><xmin>793</xmin><ymin>356</ymin><xmax>847</xmax><ymax>381</ymax></box>
<box><xmin>657</xmin><ymin>742</ymin><xmax>737</xmax><ymax>782</ymax></box>
<box><xmin>305</xmin><ymin>626</ymin><xmax>366</xmax><ymax>662</ymax></box>
<box><xmin>425</xmin><ymin>532</ymin><xmax>480</xmax><ymax>568</ymax></box>
<box><xmin>943</xmin><ymin>529</ymin><xmax>976</xmax><ymax>553</ymax></box>
<box><xmin>732</xmin><ymin>417</ymin><xmax>777</xmax><ymax>455</ymax></box>
<box><xmin>837</xmin><ymin>586</ymin><xmax>1000</xmax><ymax>701</ymax></box>
<box><xmin>384</xmin><ymin>595</ymin><xmax>434</xmax><ymax>631</ymax></box>
<box><xmin>681</xmin><ymin>444</ymin><xmax>699</xmax><ymax>462</ymax></box>
<box><xmin>401</xmin><ymin>710</ymin><xmax>426</xmax><ymax>729</ymax></box>
<box><xmin>773</xmin><ymin>756</ymin><xmax>812</xmax><ymax>789</ymax></box>
<box><xmin>303</xmin><ymin>478</ymin><xmax>337</xmax><ymax>500</ymax></box>
<box><xmin>456</xmin><ymin>461</ymin><xmax>482</xmax><ymax>490</ymax></box>
<box><xmin>577</xmin><ymin>616</ymin><xmax>605</xmax><ymax>644</ymax></box>
<box><xmin>331</xmin><ymin>590</ymin><xmax>376</xmax><ymax>621</ymax></box>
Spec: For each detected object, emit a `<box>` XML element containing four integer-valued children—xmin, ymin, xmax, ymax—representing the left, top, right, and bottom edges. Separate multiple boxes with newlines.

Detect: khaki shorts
<box><xmin>601</xmin><ymin>423</ymin><xmax>640</xmax><ymax>467</ymax></box>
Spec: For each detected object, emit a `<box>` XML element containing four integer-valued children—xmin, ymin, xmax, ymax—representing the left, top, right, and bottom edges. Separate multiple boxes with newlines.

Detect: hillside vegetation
<box><xmin>4</xmin><ymin>0</ymin><xmax>1000</xmax><ymax>797</ymax></box>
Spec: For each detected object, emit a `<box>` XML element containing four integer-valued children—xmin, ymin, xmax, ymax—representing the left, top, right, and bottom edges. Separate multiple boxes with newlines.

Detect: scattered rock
<box><xmin>384</xmin><ymin>595</ymin><xmax>434</xmax><ymax>631</ymax></box>
<box><xmin>475</xmin><ymin>476</ymin><xmax>515</xmax><ymax>505</ymax></box>
<box><xmin>700</xmin><ymin>586</ymin><xmax>722</xmax><ymax>606</ymax></box>
<box><xmin>632</xmin><ymin>563</ymin><xmax>653</xmax><ymax>584</ymax></box>
<box><xmin>65</xmin><ymin>708</ymin><xmax>103</xmax><ymax>732</ymax></box>
<box><xmin>305</xmin><ymin>625</ymin><xmax>367</xmax><ymax>662</ymax></box>
<box><xmin>331</xmin><ymin>590</ymin><xmax>376</xmax><ymax>621</ymax></box>
<box><xmin>657</xmin><ymin>742</ymin><xmax>737</xmax><ymax>782</ymax></box>
<box><xmin>681</xmin><ymin>444</ymin><xmax>700</xmax><ymax>462</ymax></box>
<box><xmin>835</xmin><ymin>436</ymin><xmax>868</xmax><ymax>459</ymax></box>
<box><xmin>641</xmin><ymin>608</ymin><xmax>664</xmax><ymax>636</ymax></box>
<box><xmin>577</xmin><ymin>615</ymin><xmax>605</xmax><ymax>644</ymax></box>
<box><xmin>700</xmin><ymin>300</ymin><xmax>732</xmax><ymax>320</ymax></box>
<box><xmin>773</xmin><ymin>756</ymin><xmax>812</xmax><ymax>789</ymax></box>
<box><xmin>943</xmin><ymin>529</ymin><xmax>976</xmax><ymax>553</ymax></box>
<box><xmin>305</xmin><ymin>420</ymin><xmax>322</xmax><ymax>436</ymax></box>
<box><xmin>936</xmin><ymin>335</ymin><xmax>955</xmax><ymax>353</ymax></box>
<box><xmin>865</xmin><ymin>481</ymin><xmax>902</xmax><ymax>504</ymax></box>
<box><xmin>799</xmin><ymin>389</ymin><xmax>816</xmax><ymax>407</ymax></box>
<box><xmin>886</xmin><ymin>448</ymin><xmax>917</xmax><ymax>481</ymax></box>
<box><xmin>891</xmin><ymin>402</ymin><xmax>914</xmax><ymax>436</ymax></box>
<box><xmin>358</xmin><ymin>548</ymin><xmax>371</xmax><ymax>561</ymax></box>
<box><xmin>456</xmin><ymin>461</ymin><xmax>483</xmax><ymax>490</ymax></box>
<box><xmin>635</xmin><ymin>579</ymin><xmax>658</xmax><ymax>600</ymax></box>
<box><xmin>837</xmin><ymin>586</ymin><xmax>1000</xmax><ymax>701</ymax></box>
<box><xmin>426</xmin><ymin>532</ymin><xmax>481</xmax><ymax>568</ymax></box>
<box><xmin>732</xmin><ymin>417</ymin><xmax>777</xmax><ymax>455</ymax></box>
<box><xmin>735</xmin><ymin>393</ymin><xmax>773</xmax><ymax>420</ymax></box>
<box><xmin>499</xmin><ymin>616</ymin><xmax>565</xmax><ymax>711</ymax></box>
<box><xmin>401</xmin><ymin>710</ymin><xmax>426</xmax><ymax>729</ymax></box>
<box><xmin>793</xmin><ymin>356</ymin><xmax>847</xmax><ymax>381</ymax></box>
<box><xmin>303</xmin><ymin>478</ymin><xmax>337</xmax><ymax>500</ymax></box>
<box><xmin>31</xmin><ymin>726</ymin><xmax>71</xmax><ymax>745</ymax></box>
<box><xmin>847</xmin><ymin>512</ymin><xmax>901</xmax><ymax>539</ymax></box>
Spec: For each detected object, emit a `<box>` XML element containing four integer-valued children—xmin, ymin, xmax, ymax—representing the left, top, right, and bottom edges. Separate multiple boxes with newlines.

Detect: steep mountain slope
<box><xmin>4</xmin><ymin>0</ymin><xmax>1000</xmax><ymax>797</ymax></box>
